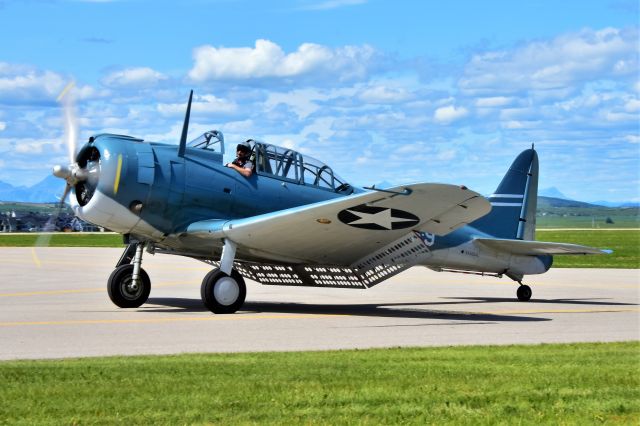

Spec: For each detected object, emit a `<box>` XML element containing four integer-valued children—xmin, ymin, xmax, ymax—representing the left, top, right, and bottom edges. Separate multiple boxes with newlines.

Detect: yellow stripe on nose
<box><xmin>113</xmin><ymin>154</ymin><xmax>123</xmax><ymax>194</ymax></box>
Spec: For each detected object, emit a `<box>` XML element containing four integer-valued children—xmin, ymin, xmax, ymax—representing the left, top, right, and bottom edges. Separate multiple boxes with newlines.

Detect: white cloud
<box><xmin>358</xmin><ymin>85</ymin><xmax>412</xmax><ymax>103</ymax></box>
<box><xmin>433</xmin><ymin>105</ymin><xmax>469</xmax><ymax>124</ymax></box>
<box><xmin>11</xmin><ymin>137</ymin><xmax>63</xmax><ymax>155</ymax></box>
<box><xmin>501</xmin><ymin>120</ymin><xmax>541</xmax><ymax>129</ymax></box>
<box><xmin>604</xmin><ymin>111</ymin><xmax>638</xmax><ymax>122</ymax></box>
<box><xmin>102</xmin><ymin>67</ymin><xmax>168</xmax><ymax>88</ymax></box>
<box><xmin>0</xmin><ymin>63</ymin><xmax>65</xmax><ymax>101</ymax></box>
<box><xmin>301</xmin><ymin>0</ymin><xmax>367</xmax><ymax>10</ymax></box>
<box><xmin>624</xmin><ymin>98</ymin><xmax>640</xmax><ymax>112</ymax></box>
<box><xmin>266</xmin><ymin>89</ymin><xmax>325</xmax><ymax>119</ymax></box>
<box><xmin>624</xmin><ymin>135</ymin><xmax>640</xmax><ymax>144</ymax></box>
<box><xmin>0</xmin><ymin>62</ymin><xmax>99</xmax><ymax>103</ymax></box>
<box><xmin>265</xmin><ymin>86</ymin><xmax>359</xmax><ymax>119</ymax></box>
<box><xmin>156</xmin><ymin>94</ymin><xmax>237</xmax><ymax>116</ymax></box>
<box><xmin>0</xmin><ymin>122</ymin><xmax>5</xmax><ymax>131</ymax></box>
<box><xmin>475</xmin><ymin>96</ymin><xmax>512</xmax><ymax>107</ymax></box>
<box><xmin>188</xmin><ymin>39</ymin><xmax>377</xmax><ymax>83</ymax></box>
<box><xmin>460</xmin><ymin>27</ymin><xmax>639</xmax><ymax>95</ymax></box>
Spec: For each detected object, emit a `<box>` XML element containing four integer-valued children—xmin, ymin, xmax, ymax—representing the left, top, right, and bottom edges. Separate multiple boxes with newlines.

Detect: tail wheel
<box><xmin>201</xmin><ymin>268</ymin><xmax>246</xmax><ymax>314</ymax></box>
<box><xmin>107</xmin><ymin>264</ymin><xmax>151</xmax><ymax>308</ymax></box>
<box><xmin>516</xmin><ymin>284</ymin><xmax>532</xmax><ymax>302</ymax></box>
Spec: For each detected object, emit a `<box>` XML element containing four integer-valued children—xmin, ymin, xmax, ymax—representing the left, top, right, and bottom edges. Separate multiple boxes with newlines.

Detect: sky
<box><xmin>0</xmin><ymin>0</ymin><xmax>638</xmax><ymax>202</ymax></box>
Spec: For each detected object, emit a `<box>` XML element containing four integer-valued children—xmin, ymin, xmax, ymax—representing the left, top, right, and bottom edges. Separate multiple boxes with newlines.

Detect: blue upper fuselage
<box><xmin>70</xmin><ymin>133</ymin><xmax>361</xmax><ymax>237</ymax></box>
<box><xmin>68</xmin><ymin>133</ymin><xmax>552</xmax><ymax>275</ymax></box>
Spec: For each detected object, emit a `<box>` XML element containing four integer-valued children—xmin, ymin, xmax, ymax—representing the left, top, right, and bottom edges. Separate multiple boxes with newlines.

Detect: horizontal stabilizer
<box><xmin>474</xmin><ymin>238</ymin><xmax>611</xmax><ymax>256</ymax></box>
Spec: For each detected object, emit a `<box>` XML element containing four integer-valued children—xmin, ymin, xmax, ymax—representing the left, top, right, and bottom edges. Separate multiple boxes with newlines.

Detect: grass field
<box><xmin>537</xmin><ymin>215</ymin><xmax>639</xmax><ymax>228</ymax></box>
<box><xmin>0</xmin><ymin>230</ymin><xmax>638</xmax><ymax>268</ymax></box>
<box><xmin>537</xmin><ymin>229</ymin><xmax>640</xmax><ymax>268</ymax></box>
<box><xmin>0</xmin><ymin>342</ymin><xmax>637</xmax><ymax>424</ymax></box>
<box><xmin>0</xmin><ymin>233</ymin><xmax>123</xmax><ymax>247</ymax></box>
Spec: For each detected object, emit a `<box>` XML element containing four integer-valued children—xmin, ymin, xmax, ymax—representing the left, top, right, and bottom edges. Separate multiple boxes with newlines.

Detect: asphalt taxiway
<box><xmin>0</xmin><ymin>247</ymin><xmax>638</xmax><ymax>360</ymax></box>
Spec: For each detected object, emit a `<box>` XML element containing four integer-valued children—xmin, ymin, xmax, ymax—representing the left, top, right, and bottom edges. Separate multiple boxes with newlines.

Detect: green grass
<box><xmin>0</xmin><ymin>233</ymin><xmax>123</xmax><ymax>247</ymax></box>
<box><xmin>0</xmin><ymin>342</ymin><xmax>638</xmax><ymax>424</ymax></box>
<box><xmin>537</xmin><ymin>215</ymin><xmax>639</xmax><ymax>228</ymax></box>
<box><xmin>0</xmin><ymin>230</ymin><xmax>637</xmax><ymax>268</ymax></box>
<box><xmin>537</xmin><ymin>229</ymin><xmax>640</xmax><ymax>268</ymax></box>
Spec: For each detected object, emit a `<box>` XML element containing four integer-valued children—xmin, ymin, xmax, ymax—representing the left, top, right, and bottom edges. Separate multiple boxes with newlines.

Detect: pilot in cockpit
<box><xmin>226</xmin><ymin>140</ymin><xmax>253</xmax><ymax>177</ymax></box>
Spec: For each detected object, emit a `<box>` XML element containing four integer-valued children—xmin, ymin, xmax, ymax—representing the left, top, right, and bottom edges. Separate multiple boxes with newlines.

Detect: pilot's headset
<box><xmin>236</xmin><ymin>140</ymin><xmax>252</xmax><ymax>157</ymax></box>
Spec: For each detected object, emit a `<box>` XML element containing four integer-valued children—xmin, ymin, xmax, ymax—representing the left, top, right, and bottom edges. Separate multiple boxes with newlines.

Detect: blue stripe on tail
<box><xmin>470</xmin><ymin>149</ymin><xmax>539</xmax><ymax>239</ymax></box>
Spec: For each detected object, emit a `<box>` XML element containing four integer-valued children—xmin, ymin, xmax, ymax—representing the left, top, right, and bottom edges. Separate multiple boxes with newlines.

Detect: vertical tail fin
<box><xmin>471</xmin><ymin>148</ymin><xmax>539</xmax><ymax>240</ymax></box>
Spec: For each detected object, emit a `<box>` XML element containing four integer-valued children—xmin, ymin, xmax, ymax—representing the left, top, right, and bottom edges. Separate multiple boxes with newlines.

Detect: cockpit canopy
<box><xmin>187</xmin><ymin>130</ymin><xmax>224</xmax><ymax>154</ymax></box>
<box><xmin>250</xmin><ymin>140</ymin><xmax>352</xmax><ymax>194</ymax></box>
<box><xmin>186</xmin><ymin>131</ymin><xmax>352</xmax><ymax>193</ymax></box>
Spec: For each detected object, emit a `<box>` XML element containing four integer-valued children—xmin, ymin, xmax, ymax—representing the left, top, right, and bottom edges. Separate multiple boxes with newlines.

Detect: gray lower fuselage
<box><xmin>69</xmin><ymin>134</ymin><xmax>551</xmax><ymax>278</ymax></box>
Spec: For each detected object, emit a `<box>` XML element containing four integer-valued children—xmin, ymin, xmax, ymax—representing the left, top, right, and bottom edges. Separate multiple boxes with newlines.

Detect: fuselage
<box><xmin>68</xmin><ymin>133</ymin><xmax>552</xmax><ymax>278</ymax></box>
<box><xmin>70</xmin><ymin>134</ymin><xmax>356</xmax><ymax>249</ymax></box>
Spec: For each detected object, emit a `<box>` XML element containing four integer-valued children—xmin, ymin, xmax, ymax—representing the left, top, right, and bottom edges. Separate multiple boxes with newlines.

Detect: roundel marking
<box><xmin>337</xmin><ymin>205</ymin><xmax>420</xmax><ymax>230</ymax></box>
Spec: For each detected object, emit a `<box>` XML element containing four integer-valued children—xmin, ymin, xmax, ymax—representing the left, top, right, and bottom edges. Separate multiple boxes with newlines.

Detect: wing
<box><xmin>474</xmin><ymin>238</ymin><xmax>612</xmax><ymax>256</ymax></box>
<box><xmin>185</xmin><ymin>183</ymin><xmax>491</xmax><ymax>265</ymax></box>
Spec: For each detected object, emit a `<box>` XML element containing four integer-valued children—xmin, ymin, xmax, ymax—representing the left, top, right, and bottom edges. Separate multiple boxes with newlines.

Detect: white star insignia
<box><xmin>346</xmin><ymin>208</ymin><xmax>416</xmax><ymax>230</ymax></box>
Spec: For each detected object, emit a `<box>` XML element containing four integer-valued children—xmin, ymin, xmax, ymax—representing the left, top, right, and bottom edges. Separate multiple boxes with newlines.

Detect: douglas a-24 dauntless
<box><xmin>52</xmin><ymin>91</ymin><xmax>609</xmax><ymax>314</ymax></box>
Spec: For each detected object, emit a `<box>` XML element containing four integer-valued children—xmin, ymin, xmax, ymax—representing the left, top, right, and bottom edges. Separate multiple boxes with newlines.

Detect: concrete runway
<box><xmin>0</xmin><ymin>247</ymin><xmax>638</xmax><ymax>360</ymax></box>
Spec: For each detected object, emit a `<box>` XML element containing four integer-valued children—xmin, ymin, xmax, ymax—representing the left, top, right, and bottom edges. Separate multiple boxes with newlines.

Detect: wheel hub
<box><xmin>121</xmin><ymin>277</ymin><xmax>143</xmax><ymax>300</ymax></box>
<box><xmin>214</xmin><ymin>276</ymin><xmax>240</xmax><ymax>306</ymax></box>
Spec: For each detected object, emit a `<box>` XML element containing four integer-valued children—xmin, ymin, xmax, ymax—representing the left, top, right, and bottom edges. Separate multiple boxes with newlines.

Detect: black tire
<box><xmin>200</xmin><ymin>268</ymin><xmax>246</xmax><ymax>314</ymax></box>
<box><xmin>107</xmin><ymin>264</ymin><xmax>151</xmax><ymax>308</ymax></box>
<box><xmin>516</xmin><ymin>284</ymin><xmax>532</xmax><ymax>302</ymax></box>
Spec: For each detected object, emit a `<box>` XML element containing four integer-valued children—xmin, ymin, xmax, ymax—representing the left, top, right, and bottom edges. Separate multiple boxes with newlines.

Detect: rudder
<box><xmin>471</xmin><ymin>148</ymin><xmax>538</xmax><ymax>240</ymax></box>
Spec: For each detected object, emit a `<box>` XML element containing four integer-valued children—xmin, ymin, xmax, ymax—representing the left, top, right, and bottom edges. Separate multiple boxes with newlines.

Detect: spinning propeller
<box><xmin>38</xmin><ymin>82</ymin><xmax>98</xmax><ymax>242</ymax></box>
<box><xmin>52</xmin><ymin>81</ymin><xmax>81</xmax><ymax>207</ymax></box>
<box><xmin>51</xmin><ymin>82</ymin><xmax>101</xmax><ymax>210</ymax></box>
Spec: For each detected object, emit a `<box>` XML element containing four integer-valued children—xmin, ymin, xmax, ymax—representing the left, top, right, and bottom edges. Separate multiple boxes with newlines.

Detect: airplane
<box><xmin>52</xmin><ymin>91</ymin><xmax>610</xmax><ymax>314</ymax></box>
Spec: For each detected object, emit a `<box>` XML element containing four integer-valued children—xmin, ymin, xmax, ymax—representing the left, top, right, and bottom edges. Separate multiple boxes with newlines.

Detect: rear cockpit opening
<box><xmin>250</xmin><ymin>140</ymin><xmax>353</xmax><ymax>194</ymax></box>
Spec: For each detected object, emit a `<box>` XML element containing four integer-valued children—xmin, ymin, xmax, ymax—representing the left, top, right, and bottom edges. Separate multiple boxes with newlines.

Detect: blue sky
<box><xmin>0</xmin><ymin>0</ymin><xmax>638</xmax><ymax>202</ymax></box>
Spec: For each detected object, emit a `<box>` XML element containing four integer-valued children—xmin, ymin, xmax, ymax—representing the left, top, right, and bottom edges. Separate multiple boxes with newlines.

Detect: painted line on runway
<box><xmin>30</xmin><ymin>248</ymin><xmax>41</xmax><ymax>268</ymax></box>
<box><xmin>0</xmin><ymin>288</ymin><xmax>102</xmax><ymax>297</ymax></box>
<box><xmin>0</xmin><ymin>257</ymin><xmax>211</xmax><ymax>272</ymax></box>
<box><xmin>480</xmin><ymin>307</ymin><xmax>640</xmax><ymax>315</ymax></box>
<box><xmin>0</xmin><ymin>280</ymin><xmax>199</xmax><ymax>297</ymax></box>
<box><xmin>0</xmin><ymin>313</ymin><xmax>340</xmax><ymax>327</ymax></box>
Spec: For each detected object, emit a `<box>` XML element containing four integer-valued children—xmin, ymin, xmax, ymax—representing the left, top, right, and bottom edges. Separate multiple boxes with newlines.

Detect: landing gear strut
<box><xmin>200</xmin><ymin>239</ymin><xmax>246</xmax><ymax>314</ymax></box>
<box><xmin>107</xmin><ymin>242</ymin><xmax>151</xmax><ymax>308</ymax></box>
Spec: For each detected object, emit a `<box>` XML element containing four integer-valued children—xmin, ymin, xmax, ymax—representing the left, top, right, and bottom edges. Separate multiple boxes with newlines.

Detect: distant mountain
<box><xmin>539</xmin><ymin>187</ymin><xmax>570</xmax><ymax>199</ymax></box>
<box><xmin>534</xmin><ymin>187</ymin><xmax>638</xmax><ymax>208</ymax></box>
<box><xmin>590</xmin><ymin>200</ymin><xmax>640</xmax><ymax>208</ymax></box>
<box><xmin>0</xmin><ymin>175</ymin><xmax>62</xmax><ymax>203</ymax></box>
<box><xmin>538</xmin><ymin>196</ymin><xmax>604</xmax><ymax>209</ymax></box>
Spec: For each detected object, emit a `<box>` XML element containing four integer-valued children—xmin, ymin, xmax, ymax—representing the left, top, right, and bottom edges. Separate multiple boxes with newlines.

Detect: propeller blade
<box><xmin>57</xmin><ymin>81</ymin><xmax>78</xmax><ymax>163</ymax></box>
<box><xmin>35</xmin><ymin>185</ymin><xmax>70</xmax><ymax>248</ymax></box>
<box><xmin>59</xmin><ymin>183</ymin><xmax>71</xmax><ymax>208</ymax></box>
<box><xmin>37</xmin><ymin>82</ymin><xmax>79</xmax><ymax>249</ymax></box>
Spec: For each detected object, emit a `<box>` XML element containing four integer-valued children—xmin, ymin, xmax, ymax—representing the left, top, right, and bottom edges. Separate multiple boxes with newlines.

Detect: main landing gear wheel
<box><xmin>107</xmin><ymin>264</ymin><xmax>151</xmax><ymax>308</ymax></box>
<box><xmin>516</xmin><ymin>284</ymin><xmax>532</xmax><ymax>302</ymax></box>
<box><xmin>201</xmin><ymin>268</ymin><xmax>246</xmax><ymax>314</ymax></box>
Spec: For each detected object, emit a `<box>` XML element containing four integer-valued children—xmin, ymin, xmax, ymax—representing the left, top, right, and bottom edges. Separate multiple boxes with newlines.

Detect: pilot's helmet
<box><xmin>236</xmin><ymin>140</ymin><xmax>251</xmax><ymax>154</ymax></box>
